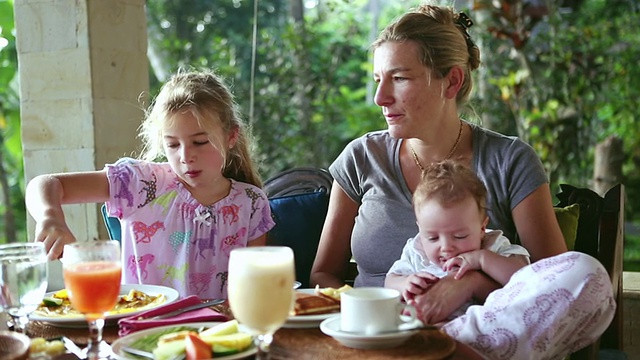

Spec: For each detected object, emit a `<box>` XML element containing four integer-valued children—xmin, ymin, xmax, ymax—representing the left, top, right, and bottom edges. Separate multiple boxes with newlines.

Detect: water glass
<box><xmin>0</xmin><ymin>242</ymin><xmax>48</xmax><ymax>333</ymax></box>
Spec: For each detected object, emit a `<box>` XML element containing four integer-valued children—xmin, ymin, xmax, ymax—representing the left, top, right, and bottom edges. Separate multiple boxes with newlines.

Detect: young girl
<box><xmin>385</xmin><ymin>160</ymin><xmax>530</xmax><ymax>319</ymax></box>
<box><xmin>26</xmin><ymin>69</ymin><xmax>275</xmax><ymax>299</ymax></box>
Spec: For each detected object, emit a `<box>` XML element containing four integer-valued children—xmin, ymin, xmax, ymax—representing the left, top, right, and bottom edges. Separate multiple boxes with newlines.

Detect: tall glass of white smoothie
<box><xmin>228</xmin><ymin>246</ymin><xmax>294</xmax><ymax>359</ymax></box>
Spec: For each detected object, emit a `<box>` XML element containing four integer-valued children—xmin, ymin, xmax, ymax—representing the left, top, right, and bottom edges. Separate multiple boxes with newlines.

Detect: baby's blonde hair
<box><xmin>371</xmin><ymin>4</ymin><xmax>480</xmax><ymax>105</ymax></box>
<box><xmin>413</xmin><ymin>160</ymin><xmax>487</xmax><ymax>218</ymax></box>
<box><xmin>138</xmin><ymin>68</ymin><xmax>262</xmax><ymax>187</ymax></box>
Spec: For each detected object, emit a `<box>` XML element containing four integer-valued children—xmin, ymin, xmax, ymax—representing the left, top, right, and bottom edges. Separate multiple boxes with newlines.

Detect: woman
<box><xmin>311</xmin><ymin>4</ymin><xmax>614</xmax><ymax>359</ymax></box>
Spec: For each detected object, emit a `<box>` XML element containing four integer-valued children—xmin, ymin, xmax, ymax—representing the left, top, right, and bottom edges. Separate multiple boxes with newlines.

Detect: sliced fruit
<box><xmin>199</xmin><ymin>332</ymin><xmax>253</xmax><ymax>351</ymax></box>
<box><xmin>185</xmin><ymin>333</ymin><xmax>212</xmax><ymax>360</ymax></box>
<box><xmin>199</xmin><ymin>319</ymin><xmax>239</xmax><ymax>337</ymax></box>
<box><xmin>53</xmin><ymin>289</ymin><xmax>69</xmax><ymax>299</ymax></box>
<box><xmin>158</xmin><ymin>330</ymin><xmax>198</xmax><ymax>345</ymax></box>
<box><xmin>41</xmin><ymin>297</ymin><xmax>63</xmax><ymax>306</ymax></box>
<box><xmin>153</xmin><ymin>340</ymin><xmax>186</xmax><ymax>360</ymax></box>
<box><xmin>213</xmin><ymin>344</ymin><xmax>240</xmax><ymax>356</ymax></box>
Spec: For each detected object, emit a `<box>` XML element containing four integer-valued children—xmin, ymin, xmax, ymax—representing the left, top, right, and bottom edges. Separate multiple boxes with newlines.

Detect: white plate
<box><xmin>30</xmin><ymin>284</ymin><xmax>179</xmax><ymax>328</ymax></box>
<box><xmin>293</xmin><ymin>281</ymin><xmax>302</xmax><ymax>289</ymax></box>
<box><xmin>282</xmin><ymin>289</ymin><xmax>339</xmax><ymax>328</ymax></box>
<box><xmin>319</xmin><ymin>315</ymin><xmax>422</xmax><ymax>350</ymax></box>
<box><xmin>111</xmin><ymin>322</ymin><xmax>256</xmax><ymax>360</ymax></box>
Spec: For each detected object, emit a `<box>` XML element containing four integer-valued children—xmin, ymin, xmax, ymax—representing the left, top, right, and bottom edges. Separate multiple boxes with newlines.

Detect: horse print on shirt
<box><xmin>169</xmin><ymin>231</ymin><xmax>192</xmax><ymax>253</ymax></box>
<box><xmin>221</xmin><ymin>227</ymin><xmax>247</xmax><ymax>256</ymax></box>
<box><xmin>138</xmin><ymin>173</ymin><xmax>158</xmax><ymax>209</ymax></box>
<box><xmin>112</xmin><ymin>166</ymin><xmax>134</xmax><ymax>208</ymax></box>
<box><xmin>128</xmin><ymin>253</ymin><xmax>155</xmax><ymax>281</ymax></box>
<box><xmin>189</xmin><ymin>265</ymin><xmax>218</xmax><ymax>295</ymax></box>
<box><xmin>133</xmin><ymin>220</ymin><xmax>165</xmax><ymax>243</ymax></box>
<box><xmin>191</xmin><ymin>226</ymin><xmax>217</xmax><ymax>260</ymax></box>
<box><xmin>244</xmin><ymin>187</ymin><xmax>262</xmax><ymax>216</ymax></box>
<box><xmin>220</xmin><ymin>204</ymin><xmax>240</xmax><ymax>224</ymax></box>
<box><xmin>159</xmin><ymin>263</ymin><xmax>189</xmax><ymax>287</ymax></box>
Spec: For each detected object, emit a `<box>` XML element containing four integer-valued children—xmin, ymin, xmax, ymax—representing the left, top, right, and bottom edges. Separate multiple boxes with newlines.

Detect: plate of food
<box><xmin>111</xmin><ymin>320</ymin><xmax>256</xmax><ymax>360</ymax></box>
<box><xmin>283</xmin><ymin>285</ymin><xmax>352</xmax><ymax>328</ymax></box>
<box><xmin>31</xmin><ymin>284</ymin><xmax>179</xmax><ymax>328</ymax></box>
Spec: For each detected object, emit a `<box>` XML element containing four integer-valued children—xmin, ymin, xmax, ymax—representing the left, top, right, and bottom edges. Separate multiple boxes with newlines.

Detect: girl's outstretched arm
<box><xmin>26</xmin><ymin>170</ymin><xmax>110</xmax><ymax>260</ymax></box>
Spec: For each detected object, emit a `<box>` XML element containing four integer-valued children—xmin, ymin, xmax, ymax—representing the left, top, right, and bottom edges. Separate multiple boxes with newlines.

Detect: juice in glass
<box><xmin>228</xmin><ymin>248</ymin><xmax>294</xmax><ymax>334</ymax></box>
<box><xmin>63</xmin><ymin>261</ymin><xmax>121</xmax><ymax>317</ymax></box>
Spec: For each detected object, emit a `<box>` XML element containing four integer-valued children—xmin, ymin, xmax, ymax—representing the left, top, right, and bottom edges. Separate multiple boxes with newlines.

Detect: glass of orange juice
<box><xmin>61</xmin><ymin>240</ymin><xmax>121</xmax><ymax>360</ymax></box>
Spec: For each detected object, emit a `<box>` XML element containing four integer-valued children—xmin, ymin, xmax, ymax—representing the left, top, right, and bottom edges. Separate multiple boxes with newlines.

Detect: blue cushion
<box><xmin>101</xmin><ymin>204</ymin><xmax>122</xmax><ymax>241</ymax></box>
<box><xmin>267</xmin><ymin>191</ymin><xmax>330</xmax><ymax>288</ymax></box>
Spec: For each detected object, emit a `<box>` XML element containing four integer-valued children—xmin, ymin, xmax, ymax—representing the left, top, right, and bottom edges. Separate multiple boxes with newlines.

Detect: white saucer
<box><xmin>319</xmin><ymin>315</ymin><xmax>422</xmax><ymax>350</ymax></box>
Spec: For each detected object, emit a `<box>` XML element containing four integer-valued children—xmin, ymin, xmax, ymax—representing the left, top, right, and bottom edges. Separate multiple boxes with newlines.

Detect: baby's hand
<box><xmin>443</xmin><ymin>252</ymin><xmax>482</xmax><ymax>279</ymax></box>
<box><xmin>402</xmin><ymin>272</ymin><xmax>439</xmax><ymax>302</ymax></box>
<box><xmin>35</xmin><ymin>217</ymin><xmax>77</xmax><ymax>260</ymax></box>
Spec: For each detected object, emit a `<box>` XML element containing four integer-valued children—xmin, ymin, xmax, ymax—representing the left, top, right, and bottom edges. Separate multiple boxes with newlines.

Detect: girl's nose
<box><xmin>181</xmin><ymin>147</ymin><xmax>195</xmax><ymax>164</ymax></box>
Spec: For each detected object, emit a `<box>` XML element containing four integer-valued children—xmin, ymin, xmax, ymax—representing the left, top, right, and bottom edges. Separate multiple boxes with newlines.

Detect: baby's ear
<box><xmin>481</xmin><ymin>216</ymin><xmax>489</xmax><ymax>231</ymax></box>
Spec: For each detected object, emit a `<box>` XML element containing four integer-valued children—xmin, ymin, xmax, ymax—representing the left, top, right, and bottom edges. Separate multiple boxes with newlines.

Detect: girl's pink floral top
<box><xmin>104</xmin><ymin>158</ymin><xmax>275</xmax><ymax>299</ymax></box>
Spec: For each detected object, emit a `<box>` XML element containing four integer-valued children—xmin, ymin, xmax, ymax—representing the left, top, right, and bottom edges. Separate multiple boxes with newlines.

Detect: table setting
<box><xmin>2</xmin><ymin>243</ymin><xmax>457</xmax><ymax>360</ymax></box>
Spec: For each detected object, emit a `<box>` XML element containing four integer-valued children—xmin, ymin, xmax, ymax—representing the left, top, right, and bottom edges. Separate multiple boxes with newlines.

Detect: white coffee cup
<box><xmin>340</xmin><ymin>287</ymin><xmax>418</xmax><ymax>335</ymax></box>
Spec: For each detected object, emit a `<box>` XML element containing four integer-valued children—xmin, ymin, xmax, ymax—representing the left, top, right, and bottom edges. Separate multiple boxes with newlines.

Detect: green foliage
<box><xmin>476</xmin><ymin>0</ymin><xmax>639</xmax><ymax>205</ymax></box>
<box><xmin>625</xmin><ymin>232</ymin><xmax>640</xmax><ymax>271</ymax></box>
<box><xmin>0</xmin><ymin>0</ymin><xmax>27</xmax><ymax>243</ymax></box>
<box><xmin>3</xmin><ymin>0</ymin><xmax>639</xmax><ymax>260</ymax></box>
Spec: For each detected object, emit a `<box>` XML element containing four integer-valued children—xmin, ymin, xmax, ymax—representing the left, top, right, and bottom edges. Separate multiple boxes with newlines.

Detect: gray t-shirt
<box><xmin>329</xmin><ymin>123</ymin><xmax>548</xmax><ymax>287</ymax></box>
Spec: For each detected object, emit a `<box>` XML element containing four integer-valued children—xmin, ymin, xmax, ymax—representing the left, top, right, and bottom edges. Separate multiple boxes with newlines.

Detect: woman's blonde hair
<box><xmin>138</xmin><ymin>68</ymin><xmax>262</xmax><ymax>187</ymax></box>
<box><xmin>371</xmin><ymin>4</ymin><xmax>481</xmax><ymax>105</ymax></box>
<box><xmin>413</xmin><ymin>160</ymin><xmax>487</xmax><ymax>218</ymax></box>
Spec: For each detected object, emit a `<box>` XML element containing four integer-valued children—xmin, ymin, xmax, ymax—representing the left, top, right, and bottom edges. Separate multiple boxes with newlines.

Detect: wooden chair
<box><xmin>264</xmin><ymin>167</ymin><xmax>333</xmax><ymax>288</ymax></box>
<box><xmin>557</xmin><ymin>183</ymin><xmax>625</xmax><ymax>359</ymax></box>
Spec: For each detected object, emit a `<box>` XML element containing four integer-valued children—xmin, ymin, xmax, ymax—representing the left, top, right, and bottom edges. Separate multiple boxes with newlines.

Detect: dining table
<box><xmin>25</xmin><ymin>302</ymin><xmax>457</xmax><ymax>360</ymax></box>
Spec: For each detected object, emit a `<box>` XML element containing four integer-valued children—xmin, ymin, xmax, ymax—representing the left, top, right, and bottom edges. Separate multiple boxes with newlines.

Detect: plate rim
<box><xmin>111</xmin><ymin>321</ymin><xmax>257</xmax><ymax>360</ymax></box>
<box><xmin>30</xmin><ymin>284</ymin><xmax>180</xmax><ymax>324</ymax></box>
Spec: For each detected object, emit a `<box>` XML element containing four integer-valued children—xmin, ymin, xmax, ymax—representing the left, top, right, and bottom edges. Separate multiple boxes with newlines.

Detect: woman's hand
<box><xmin>409</xmin><ymin>270</ymin><xmax>499</xmax><ymax>324</ymax></box>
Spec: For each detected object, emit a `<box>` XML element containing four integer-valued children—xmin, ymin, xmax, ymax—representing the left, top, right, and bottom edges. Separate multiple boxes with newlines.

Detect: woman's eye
<box><xmin>454</xmin><ymin>235</ymin><xmax>468</xmax><ymax>240</ymax></box>
<box><xmin>165</xmin><ymin>143</ymin><xmax>178</xmax><ymax>149</ymax></box>
<box><xmin>194</xmin><ymin>141</ymin><xmax>209</xmax><ymax>146</ymax></box>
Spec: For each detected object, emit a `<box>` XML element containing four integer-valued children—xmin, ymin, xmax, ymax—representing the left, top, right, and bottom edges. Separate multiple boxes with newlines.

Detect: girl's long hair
<box><xmin>138</xmin><ymin>68</ymin><xmax>262</xmax><ymax>187</ymax></box>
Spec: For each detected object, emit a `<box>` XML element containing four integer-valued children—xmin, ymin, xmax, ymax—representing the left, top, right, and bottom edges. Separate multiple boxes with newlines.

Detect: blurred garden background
<box><xmin>0</xmin><ymin>0</ymin><xmax>638</xmax><ymax>268</ymax></box>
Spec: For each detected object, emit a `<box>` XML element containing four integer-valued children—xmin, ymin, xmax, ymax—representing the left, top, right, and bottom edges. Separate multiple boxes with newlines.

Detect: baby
<box><xmin>385</xmin><ymin>160</ymin><xmax>530</xmax><ymax>319</ymax></box>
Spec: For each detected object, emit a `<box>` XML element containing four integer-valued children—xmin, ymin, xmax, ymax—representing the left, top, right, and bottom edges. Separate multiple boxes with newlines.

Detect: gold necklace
<box><xmin>410</xmin><ymin>120</ymin><xmax>464</xmax><ymax>172</ymax></box>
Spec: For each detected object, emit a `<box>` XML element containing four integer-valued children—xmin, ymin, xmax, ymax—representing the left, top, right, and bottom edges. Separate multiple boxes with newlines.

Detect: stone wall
<box><xmin>15</xmin><ymin>0</ymin><xmax>148</xmax><ymax>289</ymax></box>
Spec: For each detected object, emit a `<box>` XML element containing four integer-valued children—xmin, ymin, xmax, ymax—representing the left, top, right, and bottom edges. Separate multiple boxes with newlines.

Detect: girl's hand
<box><xmin>402</xmin><ymin>272</ymin><xmax>439</xmax><ymax>302</ymax></box>
<box><xmin>34</xmin><ymin>217</ymin><xmax>77</xmax><ymax>260</ymax></box>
